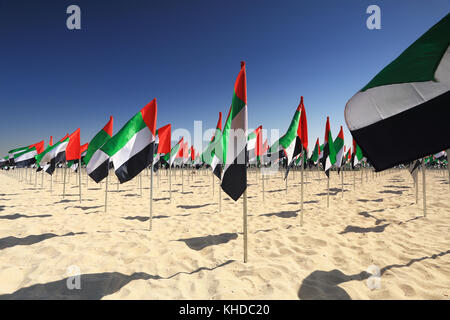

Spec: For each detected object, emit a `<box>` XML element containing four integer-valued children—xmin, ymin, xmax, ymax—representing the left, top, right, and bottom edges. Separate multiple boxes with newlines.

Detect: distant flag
<box><xmin>345</xmin><ymin>14</ymin><xmax>450</xmax><ymax>171</ymax></box>
<box><xmin>334</xmin><ymin>126</ymin><xmax>345</xmax><ymax>173</ymax></box>
<box><xmin>49</xmin><ymin>136</ymin><xmax>53</xmax><ymax>146</ymax></box>
<box><xmin>221</xmin><ymin>61</ymin><xmax>248</xmax><ymax>201</ymax></box>
<box><xmin>88</xmin><ymin>99</ymin><xmax>157</xmax><ymax>183</ymax></box>
<box><xmin>8</xmin><ymin>146</ymin><xmax>29</xmax><ymax>166</ymax></box>
<box><xmin>190</xmin><ymin>145</ymin><xmax>195</xmax><ymax>162</ymax></box>
<box><xmin>277</xmin><ymin>99</ymin><xmax>302</xmax><ymax>168</ymax></box>
<box><xmin>84</xmin><ymin>116</ymin><xmax>114</xmax><ymax>166</ymax></box>
<box><xmin>297</xmin><ymin>96</ymin><xmax>308</xmax><ymax>151</ymax></box>
<box><xmin>68</xmin><ymin>143</ymin><xmax>89</xmax><ymax>172</ymax></box>
<box><xmin>320</xmin><ymin>117</ymin><xmax>336</xmax><ymax>177</ymax></box>
<box><xmin>310</xmin><ymin>138</ymin><xmax>320</xmax><ymax>164</ymax></box>
<box><xmin>162</xmin><ymin>137</ymin><xmax>183</xmax><ymax>167</ymax></box>
<box><xmin>36</xmin><ymin>131</ymin><xmax>78</xmax><ymax>175</ymax></box>
<box><xmin>351</xmin><ymin>138</ymin><xmax>364</xmax><ymax>169</ymax></box>
<box><xmin>156</xmin><ymin>124</ymin><xmax>171</xmax><ymax>155</ymax></box>
<box><xmin>65</xmin><ymin>128</ymin><xmax>81</xmax><ymax>161</ymax></box>
<box><xmin>247</xmin><ymin>125</ymin><xmax>262</xmax><ymax>164</ymax></box>
<box><xmin>202</xmin><ymin>112</ymin><xmax>223</xmax><ymax>179</ymax></box>
<box><xmin>14</xmin><ymin>140</ymin><xmax>45</xmax><ymax>168</ymax></box>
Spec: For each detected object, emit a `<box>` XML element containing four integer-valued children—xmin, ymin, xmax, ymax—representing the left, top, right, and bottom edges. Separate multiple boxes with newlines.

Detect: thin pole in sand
<box><xmin>341</xmin><ymin>168</ymin><xmax>344</xmax><ymax>198</ymax></box>
<box><xmin>218</xmin><ymin>179</ymin><xmax>222</xmax><ymax>212</ymax></box>
<box><xmin>169</xmin><ymin>164</ymin><xmax>172</xmax><ymax>202</ymax></box>
<box><xmin>41</xmin><ymin>170</ymin><xmax>44</xmax><ymax>188</ymax></box>
<box><xmin>104</xmin><ymin>170</ymin><xmax>109</xmax><ymax>212</ymax></box>
<box><xmin>86</xmin><ymin>167</ymin><xmax>88</xmax><ymax>189</ymax></box>
<box><xmin>140</xmin><ymin>172</ymin><xmax>143</xmax><ymax>196</ymax></box>
<box><xmin>50</xmin><ymin>172</ymin><xmax>53</xmax><ymax>193</ymax></box>
<box><xmin>78</xmin><ymin>159</ymin><xmax>82</xmax><ymax>203</ymax></box>
<box><xmin>212</xmin><ymin>170</ymin><xmax>215</xmax><ymax>197</ymax></box>
<box><xmin>182</xmin><ymin>166</ymin><xmax>185</xmax><ymax>194</ymax></box>
<box><xmin>262</xmin><ymin>169</ymin><xmax>265</xmax><ymax>203</ymax></box>
<box><xmin>243</xmin><ymin>188</ymin><xmax>248</xmax><ymax>263</ymax></box>
<box><xmin>34</xmin><ymin>168</ymin><xmax>37</xmax><ymax>188</ymax></box>
<box><xmin>415</xmin><ymin>170</ymin><xmax>418</xmax><ymax>204</ymax></box>
<box><xmin>63</xmin><ymin>166</ymin><xmax>67</xmax><ymax>198</ymax></box>
<box><xmin>353</xmin><ymin>169</ymin><xmax>355</xmax><ymax>191</ymax></box>
<box><xmin>327</xmin><ymin>173</ymin><xmax>330</xmax><ymax>208</ymax></box>
<box><xmin>422</xmin><ymin>162</ymin><xmax>426</xmax><ymax>217</ymax></box>
<box><xmin>300</xmin><ymin>147</ymin><xmax>304</xmax><ymax>226</ymax></box>
<box><xmin>149</xmin><ymin>164</ymin><xmax>154</xmax><ymax>231</ymax></box>
<box><xmin>447</xmin><ymin>149</ymin><xmax>450</xmax><ymax>191</ymax></box>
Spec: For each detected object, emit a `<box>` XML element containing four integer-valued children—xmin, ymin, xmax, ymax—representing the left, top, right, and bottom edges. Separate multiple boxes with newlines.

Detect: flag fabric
<box><xmin>68</xmin><ymin>143</ymin><xmax>89</xmax><ymax>172</ymax></box>
<box><xmin>36</xmin><ymin>136</ymin><xmax>70</xmax><ymax>175</ymax></box>
<box><xmin>345</xmin><ymin>14</ymin><xmax>450</xmax><ymax>171</ymax></box>
<box><xmin>14</xmin><ymin>141</ymin><xmax>45</xmax><ymax>168</ymax></box>
<box><xmin>65</xmin><ymin>129</ymin><xmax>81</xmax><ymax>161</ymax></box>
<box><xmin>88</xmin><ymin>99</ymin><xmax>157</xmax><ymax>183</ymax></box>
<box><xmin>351</xmin><ymin>138</ymin><xmax>364</xmax><ymax>169</ymax></box>
<box><xmin>221</xmin><ymin>61</ymin><xmax>248</xmax><ymax>201</ymax></box>
<box><xmin>320</xmin><ymin>117</ymin><xmax>336</xmax><ymax>177</ymax></box>
<box><xmin>334</xmin><ymin>126</ymin><xmax>345</xmax><ymax>173</ymax></box>
<box><xmin>247</xmin><ymin>125</ymin><xmax>262</xmax><ymax>164</ymax></box>
<box><xmin>156</xmin><ymin>124</ymin><xmax>171</xmax><ymax>154</ymax></box>
<box><xmin>8</xmin><ymin>146</ymin><xmax>29</xmax><ymax>166</ymax></box>
<box><xmin>162</xmin><ymin>137</ymin><xmax>183</xmax><ymax>167</ymax></box>
<box><xmin>84</xmin><ymin>116</ymin><xmax>113</xmax><ymax>166</ymax></box>
<box><xmin>202</xmin><ymin>112</ymin><xmax>223</xmax><ymax>179</ymax></box>
<box><xmin>49</xmin><ymin>136</ymin><xmax>53</xmax><ymax>146</ymax></box>
<box><xmin>278</xmin><ymin>100</ymin><xmax>302</xmax><ymax>167</ymax></box>
<box><xmin>310</xmin><ymin>138</ymin><xmax>320</xmax><ymax>164</ymax></box>
<box><xmin>298</xmin><ymin>96</ymin><xmax>308</xmax><ymax>151</ymax></box>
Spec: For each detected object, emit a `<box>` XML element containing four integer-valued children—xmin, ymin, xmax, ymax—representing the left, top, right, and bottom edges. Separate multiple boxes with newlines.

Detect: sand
<box><xmin>0</xmin><ymin>166</ymin><xmax>449</xmax><ymax>300</ymax></box>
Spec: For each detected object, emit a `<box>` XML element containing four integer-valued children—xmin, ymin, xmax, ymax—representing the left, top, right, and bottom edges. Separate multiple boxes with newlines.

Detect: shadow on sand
<box><xmin>0</xmin><ymin>232</ymin><xmax>86</xmax><ymax>251</ymax></box>
<box><xmin>0</xmin><ymin>260</ymin><xmax>235</xmax><ymax>299</ymax></box>
<box><xmin>298</xmin><ymin>249</ymin><xmax>450</xmax><ymax>299</ymax></box>
<box><xmin>175</xmin><ymin>233</ymin><xmax>238</xmax><ymax>250</ymax></box>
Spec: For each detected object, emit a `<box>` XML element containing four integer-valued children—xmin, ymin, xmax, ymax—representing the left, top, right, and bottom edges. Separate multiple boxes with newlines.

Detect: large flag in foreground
<box><xmin>88</xmin><ymin>99</ymin><xmax>157</xmax><ymax>183</ymax></box>
<box><xmin>84</xmin><ymin>116</ymin><xmax>113</xmax><ymax>166</ymax></box>
<box><xmin>221</xmin><ymin>62</ymin><xmax>248</xmax><ymax>201</ymax></box>
<box><xmin>345</xmin><ymin>14</ymin><xmax>450</xmax><ymax>171</ymax></box>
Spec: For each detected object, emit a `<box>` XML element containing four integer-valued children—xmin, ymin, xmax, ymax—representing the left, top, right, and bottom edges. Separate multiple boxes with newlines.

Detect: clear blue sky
<box><xmin>0</xmin><ymin>0</ymin><xmax>448</xmax><ymax>155</ymax></box>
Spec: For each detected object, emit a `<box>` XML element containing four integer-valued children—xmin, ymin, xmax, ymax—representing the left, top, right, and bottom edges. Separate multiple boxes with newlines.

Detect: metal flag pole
<box><xmin>341</xmin><ymin>168</ymin><xmax>344</xmax><ymax>198</ymax></box>
<box><xmin>169</xmin><ymin>164</ymin><xmax>172</xmax><ymax>202</ymax></box>
<box><xmin>422</xmin><ymin>162</ymin><xmax>427</xmax><ymax>217</ymax></box>
<box><xmin>243</xmin><ymin>189</ymin><xmax>248</xmax><ymax>263</ymax></box>
<box><xmin>447</xmin><ymin>149</ymin><xmax>450</xmax><ymax>191</ymax></box>
<box><xmin>415</xmin><ymin>170</ymin><xmax>418</xmax><ymax>204</ymax></box>
<box><xmin>63</xmin><ymin>166</ymin><xmax>67</xmax><ymax>198</ymax></box>
<box><xmin>140</xmin><ymin>172</ymin><xmax>143</xmax><ymax>197</ymax></box>
<box><xmin>78</xmin><ymin>159</ymin><xmax>82</xmax><ymax>203</ymax></box>
<box><xmin>150</xmin><ymin>164</ymin><xmax>154</xmax><ymax>231</ymax></box>
<box><xmin>212</xmin><ymin>171</ymin><xmax>214</xmax><ymax>197</ymax></box>
<box><xmin>218</xmin><ymin>178</ymin><xmax>222</xmax><ymax>212</ymax></box>
<box><xmin>300</xmin><ymin>146</ymin><xmax>304</xmax><ymax>226</ymax></box>
<box><xmin>262</xmin><ymin>169</ymin><xmax>265</xmax><ymax>203</ymax></box>
<box><xmin>104</xmin><ymin>170</ymin><xmax>109</xmax><ymax>212</ymax></box>
<box><xmin>327</xmin><ymin>173</ymin><xmax>330</xmax><ymax>208</ymax></box>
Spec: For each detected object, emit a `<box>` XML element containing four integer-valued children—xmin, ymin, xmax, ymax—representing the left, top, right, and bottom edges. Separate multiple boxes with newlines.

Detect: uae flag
<box><xmin>310</xmin><ymin>138</ymin><xmax>320</xmax><ymax>164</ymax></box>
<box><xmin>202</xmin><ymin>112</ymin><xmax>223</xmax><ymax>179</ymax></box>
<box><xmin>8</xmin><ymin>146</ymin><xmax>29</xmax><ymax>166</ymax></box>
<box><xmin>84</xmin><ymin>116</ymin><xmax>113</xmax><ymax>166</ymax></box>
<box><xmin>221</xmin><ymin>61</ymin><xmax>248</xmax><ymax>201</ymax></box>
<box><xmin>247</xmin><ymin>125</ymin><xmax>262</xmax><ymax>164</ymax></box>
<box><xmin>297</xmin><ymin>96</ymin><xmax>308</xmax><ymax>152</ymax></box>
<box><xmin>320</xmin><ymin>117</ymin><xmax>336</xmax><ymax>177</ymax></box>
<box><xmin>345</xmin><ymin>14</ymin><xmax>450</xmax><ymax>171</ymax></box>
<box><xmin>162</xmin><ymin>137</ymin><xmax>183</xmax><ymax>167</ymax></box>
<box><xmin>68</xmin><ymin>143</ymin><xmax>89</xmax><ymax>172</ymax></box>
<box><xmin>278</xmin><ymin>100</ymin><xmax>302</xmax><ymax>167</ymax></box>
<box><xmin>89</xmin><ymin>99</ymin><xmax>157</xmax><ymax>183</ymax></box>
<box><xmin>14</xmin><ymin>141</ymin><xmax>45</xmax><ymax>168</ymax></box>
<box><xmin>156</xmin><ymin>124</ymin><xmax>171</xmax><ymax>154</ymax></box>
<box><xmin>36</xmin><ymin>131</ymin><xmax>78</xmax><ymax>175</ymax></box>
<box><xmin>334</xmin><ymin>126</ymin><xmax>345</xmax><ymax>173</ymax></box>
<box><xmin>351</xmin><ymin>138</ymin><xmax>364</xmax><ymax>169</ymax></box>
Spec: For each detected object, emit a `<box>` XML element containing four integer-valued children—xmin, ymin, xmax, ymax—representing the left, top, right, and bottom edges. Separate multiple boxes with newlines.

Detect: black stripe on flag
<box><xmin>221</xmin><ymin>147</ymin><xmax>247</xmax><ymax>201</ymax></box>
<box><xmin>115</xmin><ymin>142</ymin><xmax>155</xmax><ymax>184</ymax></box>
<box><xmin>89</xmin><ymin>159</ymin><xmax>109</xmax><ymax>183</ymax></box>
<box><xmin>352</xmin><ymin>91</ymin><xmax>450</xmax><ymax>171</ymax></box>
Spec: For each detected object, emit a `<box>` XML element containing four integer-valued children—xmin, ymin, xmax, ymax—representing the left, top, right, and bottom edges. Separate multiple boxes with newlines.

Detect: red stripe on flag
<box><xmin>157</xmin><ymin>124</ymin><xmax>171</xmax><ymax>154</ymax></box>
<box><xmin>103</xmin><ymin>116</ymin><xmax>114</xmax><ymax>137</ymax></box>
<box><xmin>66</xmin><ymin>128</ymin><xmax>81</xmax><ymax>161</ymax></box>
<box><xmin>234</xmin><ymin>61</ymin><xmax>247</xmax><ymax>104</ymax></box>
<box><xmin>140</xmin><ymin>98</ymin><xmax>157</xmax><ymax>137</ymax></box>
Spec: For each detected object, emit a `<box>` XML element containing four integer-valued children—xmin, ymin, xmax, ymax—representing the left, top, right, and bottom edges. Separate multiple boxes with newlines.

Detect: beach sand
<box><xmin>0</xmin><ymin>167</ymin><xmax>449</xmax><ymax>299</ymax></box>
